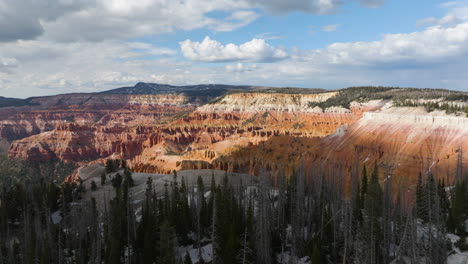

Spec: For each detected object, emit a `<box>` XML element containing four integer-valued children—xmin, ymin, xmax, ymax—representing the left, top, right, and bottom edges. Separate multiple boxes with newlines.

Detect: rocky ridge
<box><xmin>2</xmin><ymin>84</ymin><xmax>467</xmax><ymax>186</ymax></box>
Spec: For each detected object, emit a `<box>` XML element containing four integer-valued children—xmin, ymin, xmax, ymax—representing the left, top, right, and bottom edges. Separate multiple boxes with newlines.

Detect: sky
<box><xmin>1</xmin><ymin>0</ymin><xmax>468</xmax><ymax>98</ymax></box>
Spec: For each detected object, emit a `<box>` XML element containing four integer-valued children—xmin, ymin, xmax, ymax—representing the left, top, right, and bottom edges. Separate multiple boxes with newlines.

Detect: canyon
<box><xmin>2</xmin><ymin>84</ymin><xmax>467</xmax><ymax>187</ymax></box>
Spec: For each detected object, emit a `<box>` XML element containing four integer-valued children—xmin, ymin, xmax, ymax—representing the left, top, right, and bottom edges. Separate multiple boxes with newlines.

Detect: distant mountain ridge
<box><xmin>99</xmin><ymin>82</ymin><xmax>328</xmax><ymax>96</ymax></box>
<box><xmin>0</xmin><ymin>96</ymin><xmax>36</xmax><ymax>108</ymax></box>
<box><xmin>99</xmin><ymin>82</ymin><xmax>256</xmax><ymax>97</ymax></box>
<box><xmin>1</xmin><ymin>83</ymin><xmax>466</xmax><ymax>109</ymax></box>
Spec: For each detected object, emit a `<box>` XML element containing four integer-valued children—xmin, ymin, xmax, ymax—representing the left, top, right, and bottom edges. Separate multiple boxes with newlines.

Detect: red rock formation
<box><xmin>203</xmin><ymin>108</ymin><xmax>468</xmax><ymax>189</ymax></box>
<box><xmin>6</xmin><ymin>91</ymin><xmax>467</xmax><ymax>189</ymax></box>
<box><xmin>311</xmin><ymin>109</ymin><xmax>468</xmax><ymax>185</ymax></box>
<box><xmin>0</xmin><ymin>93</ymin><xmax>197</xmax><ymax>153</ymax></box>
<box><xmin>8</xmin><ymin>92</ymin><xmax>359</xmax><ymax>171</ymax></box>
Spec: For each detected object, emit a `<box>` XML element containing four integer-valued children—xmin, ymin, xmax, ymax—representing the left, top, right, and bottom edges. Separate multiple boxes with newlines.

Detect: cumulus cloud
<box><xmin>180</xmin><ymin>37</ymin><xmax>288</xmax><ymax>62</ymax></box>
<box><xmin>0</xmin><ymin>39</ymin><xmax>186</xmax><ymax>97</ymax></box>
<box><xmin>0</xmin><ymin>0</ymin><xmax>386</xmax><ymax>43</ymax></box>
<box><xmin>310</xmin><ymin>22</ymin><xmax>468</xmax><ymax>66</ymax></box>
<box><xmin>0</xmin><ymin>0</ymin><xmax>90</xmax><ymax>42</ymax></box>
<box><xmin>41</xmin><ymin>1</ymin><xmax>259</xmax><ymax>42</ymax></box>
<box><xmin>4</xmin><ymin>1</ymin><xmax>468</xmax><ymax>97</ymax></box>
<box><xmin>0</xmin><ymin>0</ymin><xmax>256</xmax><ymax>43</ymax></box>
<box><xmin>203</xmin><ymin>21</ymin><xmax>468</xmax><ymax>90</ymax></box>
<box><xmin>2</xmin><ymin>21</ymin><xmax>468</xmax><ymax>98</ymax></box>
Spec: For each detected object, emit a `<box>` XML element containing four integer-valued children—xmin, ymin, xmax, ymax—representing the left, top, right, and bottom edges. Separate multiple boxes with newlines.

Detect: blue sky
<box><xmin>148</xmin><ymin>0</ymin><xmax>445</xmax><ymax>51</ymax></box>
<box><xmin>1</xmin><ymin>0</ymin><xmax>468</xmax><ymax>97</ymax></box>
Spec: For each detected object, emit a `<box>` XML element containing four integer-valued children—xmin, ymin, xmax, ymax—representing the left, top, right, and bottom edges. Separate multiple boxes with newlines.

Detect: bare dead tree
<box><xmin>256</xmin><ymin>172</ymin><xmax>272</xmax><ymax>264</ymax></box>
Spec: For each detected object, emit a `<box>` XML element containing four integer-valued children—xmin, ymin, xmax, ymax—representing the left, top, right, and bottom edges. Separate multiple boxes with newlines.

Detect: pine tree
<box><xmin>106</xmin><ymin>159</ymin><xmax>116</xmax><ymax>173</ymax></box>
<box><xmin>106</xmin><ymin>197</ymin><xmax>123</xmax><ymax>264</ymax></box>
<box><xmin>451</xmin><ymin>181</ymin><xmax>468</xmax><ymax>234</ymax></box>
<box><xmin>91</xmin><ymin>180</ymin><xmax>97</xmax><ymax>191</ymax></box>
<box><xmin>137</xmin><ymin>177</ymin><xmax>159</xmax><ymax>263</ymax></box>
<box><xmin>255</xmin><ymin>176</ymin><xmax>272</xmax><ymax>264</ymax></box>
<box><xmin>438</xmin><ymin>179</ymin><xmax>449</xmax><ymax>219</ymax></box>
<box><xmin>179</xmin><ymin>176</ymin><xmax>191</xmax><ymax>244</ymax></box>
<box><xmin>363</xmin><ymin>163</ymin><xmax>383</xmax><ymax>264</ymax></box>
<box><xmin>197</xmin><ymin>176</ymin><xmax>209</xmax><ymax>233</ymax></box>
<box><xmin>47</xmin><ymin>182</ymin><xmax>60</xmax><ymax>212</ymax></box>
<box><xmin>311</xmin><ymin>243</ymin><xmax>322</xmax><ymax>264</ymax></box>
<box><xmin>416</xmin><ymin>172</ymin><xmax>425</xmax><ymax>219</ymax></box>
<box><xmin>184</xmin><ymin>251</ymin><xmax>193</xmax><ymax>264</ymax></box>
<box><xmin>100</xmin><ymin>173</ymin><xmax>106</xmax><ymax>186</ymax></box>
<box><xmin>424</xmin><ymin>172</ymin><xmax>447</xmax><ymax>263</ymax></box>
<box><xmin>360</xmin><ymin>165</ymin><xmax>368</xmax><ymax>209</ymax></box>
<box><xmin>158</xmin><ymin>220</ymin><xmax>177</xmax><ymax>264</ymax></box>
<box><xmin>123</xmin><ymin>168</ymin><xmax>134</xmax><ymax>187</ymax></box>
<box><xmin>111</xmin><ymin>173</ymin><xmax>122</xmax><ymax>189</ymax></box>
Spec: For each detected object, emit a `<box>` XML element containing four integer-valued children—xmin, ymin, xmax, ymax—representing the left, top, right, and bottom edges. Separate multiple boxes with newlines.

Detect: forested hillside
<box><xmin>309</xmin><ymin>86</ymin><xmax>468</xmax><ymax>113</ymax></box>
<box><xmin>0</xmin><ymin>157</ymin><xmax>467</xmax><ymax>263</ymax></box>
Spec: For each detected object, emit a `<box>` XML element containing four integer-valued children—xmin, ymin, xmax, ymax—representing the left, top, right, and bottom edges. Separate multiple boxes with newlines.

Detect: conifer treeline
<box><xmin>0</xmin><ymin>158</ymin><xmax>466</xmax><ymax>263</ymax></box>
<box><xmin>393</xmin><ymin>99</ymin><xmax>468</xmax><ymax>116</ymax></box>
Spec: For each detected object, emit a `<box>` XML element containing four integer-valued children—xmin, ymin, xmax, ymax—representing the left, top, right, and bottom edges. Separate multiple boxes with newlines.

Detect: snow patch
<box><xmin>51</xmin><ymin>210</ymin><xmax>62</xmax><ymax>224</ymax></box>
<box><xmin>177</xmin><ymin>243</ymin><xmax>213</xmax><ymax>263</ymax></box>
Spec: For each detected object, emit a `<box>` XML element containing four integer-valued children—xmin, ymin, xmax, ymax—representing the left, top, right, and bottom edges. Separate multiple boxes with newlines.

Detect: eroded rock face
<box><xmin>203</xmin><ymin>107</ymin><xmax>468</xmax><ymax>186</ymax></box>
<box><xmin>5</xmin><ymin>91</ymin><xmax>468</xmax><ymax>186</ymax></box>
<box><xmin>1</xmin><ymin>93</ymin><xmax>198</xmax><ymax>154</ymax></box>
<box><xmin>116</xmin><ymin>92</ymin><xmax>369</xmax><ymax>174</ymax></box>
<box><xmin>313</xmin><ymin>108</ymin><xmax>468</xmax><ymax>183</ymax></box>
<box><xmin>29</xmin><ymin>93</ymin><xmax>195</xmax><ymax>108</ymax></box>
<box><xmin>8</xmin><ymin>92</ymin><xmax>359</xmax><ymax>171</ymax></box>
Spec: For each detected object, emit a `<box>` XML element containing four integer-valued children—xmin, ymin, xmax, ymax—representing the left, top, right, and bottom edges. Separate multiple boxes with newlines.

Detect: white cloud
<box><xmin>2</xmin><ymin>21</ymin><xmax>468</xmax><ymax>99</ymax></box>
<box><xmin>210</xmin><ymin>10</ymin><xmax>260</xmax><ymax>32</ymax></box>
<box><xmin>127</xmin><ymin>42</ymin><xmax>177</xmax><ymax>56</ymax></box>
<box><xmin>439</xmin><ymin>1</ymin><xmax>459</xmax><ymax>8</ymax></box>
<box><xmin>1</xmin><ymin>0</ymin><xmax>256</xmax><ymax>43</ymax></box>
<box><xmin>416</xmin><ymin>14</ymin><xmax>462</xmax><ymax>26</ymax></box>
<box><xmin>41</xmin><ymin>2</ymin><xmax>258</xmax><ymax>42</ymax></box>
<box><xmin>99</xmin><ymin>0</ymin><xmax>156</xmax><ymax>15</ymax></box>
<box><xmin>0</xmin><ymin>39</ymin><xmax>188</xmax><ymax>97</ymax></box>
<box><xmin>0</xmin><ymin>0</ymin><xmax>384</xmax><ymax>43</ymax></box>
<box><xmin>4</xmin><ymin>1</ymin><xmax>468</xmax><ymax>98</ymax></box>
<box><xmin>180</xmin><ymin>37</ymin><xmax>288</xmax><ymax>62</ymax></box>
<box><xmin>225</xmin><ymin>63</ymin><xmax>257</xmax><ymax>72</ymax></box>
<box><xmin>0</xmin><ymin>57</ymin><xmax>18</xmax><ymax>68</ymax></box>
<box><xmin>418</xmin><ymin>1</ymin><xmax>468</xmax><ymax>27</ymax></box>
<box><xmin>312</xmin><ymin>22</ymin><xmax>468</xmax><ymax>66</ymax></box>
<box><xmin>322</xmin><ymin>24</ymin><xmax>340</xmax><ymax>32</ymax></box>
<box><xmin>0</xmin><ymin>57</ymin><xmax>19</xmax><ymax>74</ymax></box>
<box><xmin>218</xmin><ymin>22</ymin><xmax>468</xmax><ymax>90</ymax></box>
<box><xmin>0</xmin><ymin>0</ymin><xmax>89</xmax><ymax>42</ymax></box>
<box><xmin>447</xmin><ymin>2</ymin><xmax>468</xmax><ymax>20</ymax></box>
